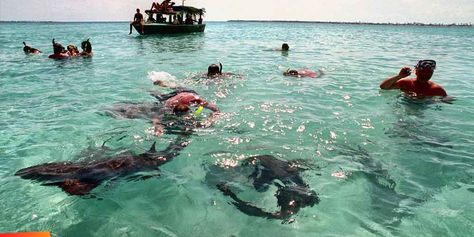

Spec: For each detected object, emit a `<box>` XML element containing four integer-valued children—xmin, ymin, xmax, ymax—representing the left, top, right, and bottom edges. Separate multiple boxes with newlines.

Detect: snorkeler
<box><xmin>48</xmin><ymin>39</ymin><xmax>69</xmax><ymax>59</ymax></box>
<box><xmin>207</xmin><ymin>63</ymin><xmax>222</xmax><ymax>77</ymax></box>
<box><xmin>204</xmin><ymin>62</ymin><xmax>241</xmax><ymax>79</ymax></box>
<box><xmin>22</xmin><ymin>42</ymin><xmax>41</xmax><ymax>54</ymax></box>
<box><xmin>283</xmin><ymin>68</ymin><xmax>324</xmax><ymax>78</ymax></box>
<box><xmin>80</xmin><ymin>39</ymin><xmax>93</xmax><ymax>57</ymax></box>
<box><xmin>380</xmin><ymin>60</ymin><xmax>447</xmax><ymax>97</ymax></box>
<box><xmin>150</xmin><ymin>89</ymin><xmax>220</xmax><ymax>136</ymax></box>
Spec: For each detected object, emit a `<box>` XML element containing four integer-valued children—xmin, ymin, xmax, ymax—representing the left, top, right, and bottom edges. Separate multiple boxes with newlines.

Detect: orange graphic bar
<box><xmin>0</xmin><ymin>232</ymin><xmax>51</xmax><ymax>237</ymax></box>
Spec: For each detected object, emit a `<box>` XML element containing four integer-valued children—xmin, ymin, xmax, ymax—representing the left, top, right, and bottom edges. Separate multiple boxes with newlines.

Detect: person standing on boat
<box><xmin>129</xmin><ymin>8</ymin><xmax>144</xmax><ymax>34</ymax></box>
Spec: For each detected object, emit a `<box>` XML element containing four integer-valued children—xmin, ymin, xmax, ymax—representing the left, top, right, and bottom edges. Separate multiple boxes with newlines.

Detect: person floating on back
<box><xmin>130</xmin><ymin>8</ymin><xmax>144</xmax><ymax>34</ymax></box>
<box><xmin>22</xmin><ymin>42</ymin><xmax>41</xmax><ymax>54</ymax></box>
<box><xmin>380</xmin><ymin>60</ymin><xmax>447</xmax><ymax>97</ymax></box>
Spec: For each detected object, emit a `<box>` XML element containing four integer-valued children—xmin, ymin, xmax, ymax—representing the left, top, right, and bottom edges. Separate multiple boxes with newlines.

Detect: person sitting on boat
<box><xmin>172</xmin><ymin>15</ymin><xmax>180</xmax><ymax>25</ymax></box>
<box><xmin>129</xmin><ymin>8</ymin><xmax>144</xmax><ymax>35</ymax></box>
<box><xmin>157</xmin><ymin>14</ymin><xmax>166</xmax><ymax>23</ymax></box>
<box><xmin>67</xmin><ymin>44</ymin><xmax>80</xmax><ymax>57</ymax></box>
<box><xmin>283</xmin><ymin>68</ymin><xmax>323</xmax><ymax>78</ymax></box>
<box><xmin>184</xmin><ymin>14</ymin><xmax>194</xmax><ymax>25</ymax></box>
<box><xmin>22</xmin><ymin>42</ymin><xmax>41</xmax><ymax>54</ymax></box>
<box><xmin>147</xmin><ymin>13</ymin><xmax>156</xmax><ymax>23</ymax></box>
<box><xmin>80</xmin><ymin>39</ymin><xmax>93</xmax><ymax>57</ymax></box>
<box><xmin>48</xmin><ymin>39</ymin><xmax>69</xmax><ymax>59</ymax></box>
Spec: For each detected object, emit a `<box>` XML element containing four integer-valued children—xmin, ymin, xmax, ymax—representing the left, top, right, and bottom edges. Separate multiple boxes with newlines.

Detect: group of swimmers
<box><xmin>278</xmin><ymin>43</ymin><xmax>447</xmax><ymax>96</ymax></box>
<box><xmin>22</xmin><ymin>39</ymin><xmax>93</xmax><ymax>59</ymax></box>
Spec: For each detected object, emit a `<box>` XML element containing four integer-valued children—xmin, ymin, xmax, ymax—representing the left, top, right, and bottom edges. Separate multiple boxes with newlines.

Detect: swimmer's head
<box><xmin>81</xmin><ymin>39</ymin><xmax>92</xmax><ymax>53</ymax></box>
<box><xmin>283</xmin><ymin>69</ymin><xmax>298</xmax><ymax>76</ymax></box>
<box><xmin>52</xmin><ymin>39</ymin><xmax>65</xmax><ymax>54</ymax></box>
<box><xmin>23</xmin><ymin>42</ymin><xmax>32</xmax><ymax>53</ymax></box>
<box><xmin>282</xmin><ymin>43</ymin><xmax>289</xmax><ymax>51</ymax></box>
<box><xmin>415</xmin><ymin>60</ymin><xmax>436</xmax><ymax>81</ymax></box>
<box><xmin>173</xmin><ymin>103</ymin><xmax>190</xmax><ymax>114</ymax></box>
<box><xmin>67</xmin><ymin>45</ymin><xmax>78</xmax><ymax>53</ymax></box>
<box><xmin>207</xmin><ymin>63</ymin><xmax>222</xmax><ymax>77</ymax></box>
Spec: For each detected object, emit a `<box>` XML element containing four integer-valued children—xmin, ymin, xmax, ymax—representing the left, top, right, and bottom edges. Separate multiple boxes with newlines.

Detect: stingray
<box><xmin>15</xmin><ymin>135</ymin><xmax>190</xmax><ymax>196</ymax></box>
<box><xmin>337</xmin><ymin>145</ymin><xmax>425</xmax><ymax>233</ymax></box>
<box><xmin>207</xmin><ymin>155</ymin><xmax>319</xmax><ymax>221</ymax></box>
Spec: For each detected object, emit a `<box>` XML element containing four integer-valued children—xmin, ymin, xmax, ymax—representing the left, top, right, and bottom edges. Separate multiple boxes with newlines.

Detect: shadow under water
<box><xmin>336</xmin><ymin>144</ymin><xmax>425</xmax><ymax>234</ymax></box>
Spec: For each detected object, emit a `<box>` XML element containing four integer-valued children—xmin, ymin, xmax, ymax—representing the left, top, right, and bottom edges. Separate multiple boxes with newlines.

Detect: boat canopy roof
<box><xmin>145</xmin><ymin>6</ymin><xmax>205</xmax><ymax>16</ymax></box>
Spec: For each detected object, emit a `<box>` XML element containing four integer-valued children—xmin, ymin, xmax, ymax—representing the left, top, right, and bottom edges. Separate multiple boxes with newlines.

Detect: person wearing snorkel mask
<box><xmin>205</xmin><ymin>62</ymin><xmax>241</xmax><ymax>79</ymax></box>
<box><xmin>283</xmin><ymin>68</ymin><xmax>323</xmax><ymax>78</ymax></box>
<box><xmin>150</xmin><ymin>89</ymin><xmax>220</xmax><ymax>136</ymax></box>
<box><xmin>380</xmin><ymin>60</ymin><xmax>447</xmax><ymax>97</ymax></box>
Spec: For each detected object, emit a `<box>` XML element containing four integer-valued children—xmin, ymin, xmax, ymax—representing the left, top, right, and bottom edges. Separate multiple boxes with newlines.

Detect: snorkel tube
<box><xmin>194</xmin><ymin>106</ymin><xmax>204</xmax><ymax>117</ymax></box>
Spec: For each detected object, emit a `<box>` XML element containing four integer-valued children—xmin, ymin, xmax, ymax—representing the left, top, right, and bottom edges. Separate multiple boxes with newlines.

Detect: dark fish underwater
<box><xmin>207</xmin><ymin>155</ymin><xmax>319</xmax><ymax>221</ymax></box>
<box><xmin>15</xmin><ymin>136</ymin><xmax>189</xmax><ymax>196</ymax></box>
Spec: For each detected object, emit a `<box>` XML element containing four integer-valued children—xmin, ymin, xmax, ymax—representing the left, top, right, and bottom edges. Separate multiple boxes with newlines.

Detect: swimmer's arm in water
<box><xmin>153</xmin><ymin>79</ymin><xmax>178</xmax><ymax>89</ymax></box>
<box><xmin>380</xmin><ymin>67</ymin><xmax>411</xmax><ymax>90</ymax></box>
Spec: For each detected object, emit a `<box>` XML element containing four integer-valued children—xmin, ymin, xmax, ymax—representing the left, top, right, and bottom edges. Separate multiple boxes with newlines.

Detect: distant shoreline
<box><xmin>228</xmin><ymin>20</ymin><xmax>473</xmax><ymax>27</ymax></box>
<box><xmin>1</xmin><ymin>20</ymin><xmax>472</xmax><ymax>27</ymax></box>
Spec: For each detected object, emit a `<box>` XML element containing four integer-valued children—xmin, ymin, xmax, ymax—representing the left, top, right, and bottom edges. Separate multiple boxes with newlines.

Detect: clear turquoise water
<box><xmin>1</xmin><ymin>22</ymin><xmax>473</xmax><ymax>236</ymax></box>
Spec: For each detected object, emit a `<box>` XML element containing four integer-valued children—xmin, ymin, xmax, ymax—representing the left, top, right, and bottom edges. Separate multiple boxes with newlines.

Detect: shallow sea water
<box><xmin>0</xmin><ymin>22</ymin><xmax>473</xmax><ymax>236</ymax></box>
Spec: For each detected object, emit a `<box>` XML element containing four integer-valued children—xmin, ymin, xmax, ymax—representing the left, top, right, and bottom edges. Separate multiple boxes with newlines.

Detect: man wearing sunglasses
<box><xmin>380</xmin><ymin>60</ymin><xmax>447</xmax><ymax>97</ymax></box>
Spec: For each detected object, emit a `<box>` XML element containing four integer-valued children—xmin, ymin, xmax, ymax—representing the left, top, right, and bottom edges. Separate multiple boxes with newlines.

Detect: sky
<box><xmin>0</xmin><ymin>0</ymin><xmax>473</xmax><ymax>23</ymax></box>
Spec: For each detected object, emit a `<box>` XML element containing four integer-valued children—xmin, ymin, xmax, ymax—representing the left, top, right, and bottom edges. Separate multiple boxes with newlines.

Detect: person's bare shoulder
<box><xmin>431</xmin><ymin>83</ymin><xmax>448</xmax><ymax>96</ymax></box>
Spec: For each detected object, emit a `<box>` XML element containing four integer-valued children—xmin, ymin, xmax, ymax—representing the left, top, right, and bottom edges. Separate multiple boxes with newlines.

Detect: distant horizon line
<box><xmin>0</xmin><ymin>20</ymin><xmax>472</xmax><ymax>27</ymax></box>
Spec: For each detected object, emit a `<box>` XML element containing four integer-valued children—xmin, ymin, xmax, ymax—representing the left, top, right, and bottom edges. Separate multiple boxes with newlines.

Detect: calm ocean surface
<box><xmin>0</xmin><ymin>22</ymin><xmax>473</xmax><ymax>236</ymax></box>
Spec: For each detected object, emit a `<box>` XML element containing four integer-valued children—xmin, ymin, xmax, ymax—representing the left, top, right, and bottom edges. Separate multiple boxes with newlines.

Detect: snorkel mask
<box><xmin>415</xmin><ymin>60</ymin><xmax>436</xmax><ymax>70</ymax></box>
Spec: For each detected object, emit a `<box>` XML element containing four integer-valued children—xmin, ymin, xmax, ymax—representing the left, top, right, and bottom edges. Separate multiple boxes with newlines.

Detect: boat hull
<box><xmin>134</xmin><ymin>23</ymin><xmax>206</xmax><ymax>35</ymax></box>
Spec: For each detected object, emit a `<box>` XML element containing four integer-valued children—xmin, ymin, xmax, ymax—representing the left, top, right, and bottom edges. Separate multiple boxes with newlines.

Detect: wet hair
<box><xmin>81</xmin><ymin>39</ymin><xmax>92</xmax><ymax>53</ymax></box>
<box><xmin>173</xmin><ymin>104</ymin><xmax>190</xmax><ymax>115</ymax></box>
<box><xmin>52</xmin><ymin>39</ymin><xmax>66</xmax><ymax>54</ymax></box>
<box><xmin>207</xmin><ymin>63</ymin><xmax>223</xmax><ymax>76</ymax></box>
<box><xmin>67</xmin><ymin>44</ymin><xmax>78</xmax><ymax>53</ymax></box>
<box><xmin>282</xmin><ymin>43</ymin><xmax>289</xmax><ymax>51</ymax></box>
<box><xmin>284</xmin><ymin>69</ymin><xmax>298</xmax><ymax>76</ymax></box>
<box><xmin>23</xmin><ymin>42</ymin><xmax>31</xmax><ymax>53</ymax></box>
